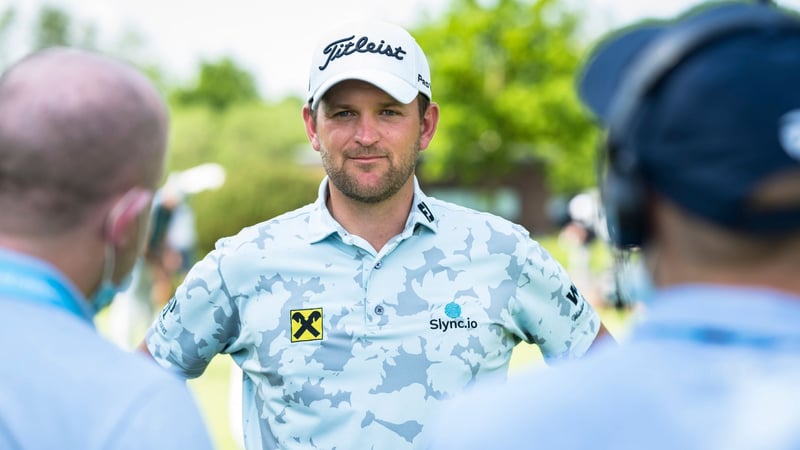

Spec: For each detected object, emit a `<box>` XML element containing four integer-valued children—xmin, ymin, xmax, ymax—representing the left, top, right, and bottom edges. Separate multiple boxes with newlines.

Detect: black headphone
<box><xmin>600</xmin><ymin>1</ymin><xmax>800</xmax><ymax>249</ymax></box>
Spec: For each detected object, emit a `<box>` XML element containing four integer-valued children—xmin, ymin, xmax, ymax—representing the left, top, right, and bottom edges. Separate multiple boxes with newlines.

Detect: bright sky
<box><xmin>9</xmin><ymin>0</ymin><xmax>800</xmax><ymax>100</ymax></box>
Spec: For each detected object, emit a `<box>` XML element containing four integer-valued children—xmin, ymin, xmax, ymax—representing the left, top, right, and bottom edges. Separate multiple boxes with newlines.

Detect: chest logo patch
<box><xmin>291</xmin><ymin>308</ymin><xmax>323</xmax><ymax>342</ymax></box>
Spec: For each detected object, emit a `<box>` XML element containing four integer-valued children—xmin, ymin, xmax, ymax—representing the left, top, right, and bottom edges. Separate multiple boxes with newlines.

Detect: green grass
<box><xmin>188</xmin><ymin>357</ymin><xmax>242</xmax><ymax>450</ymax></box>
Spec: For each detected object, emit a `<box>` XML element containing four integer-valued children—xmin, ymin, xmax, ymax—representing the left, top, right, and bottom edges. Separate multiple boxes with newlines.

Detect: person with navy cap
<box><xmin>140</xmin><ymin>19</ymin><xmax>613</xmax><ymax>449</ymax></box>
<box><xmin>429</xmin><ymin>2</ymin><xmax>800</xmax><ymax>449</ymax></box>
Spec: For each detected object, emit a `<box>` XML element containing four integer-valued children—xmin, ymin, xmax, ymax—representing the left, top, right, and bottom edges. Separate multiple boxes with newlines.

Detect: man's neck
<box><xmin>325</xmin><ymin>182</ymin><xmax>415</xmax><ymax>252</ymax></box>
<box><xmin>649</xmin><ymin>243</ymin><xmax>800</xmax><ymax>297</ymax></box>
<box><xmin>0</xmin><ymin>232</ymin><xmax>101</xmax><ymax>298</ymax></box>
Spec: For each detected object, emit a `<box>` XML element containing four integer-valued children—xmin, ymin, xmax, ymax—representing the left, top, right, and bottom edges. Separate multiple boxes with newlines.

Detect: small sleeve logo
<box><xmin>290</xmin><ymin>308</ymin><xmax>324</xmax><ymax>343</ymax></box>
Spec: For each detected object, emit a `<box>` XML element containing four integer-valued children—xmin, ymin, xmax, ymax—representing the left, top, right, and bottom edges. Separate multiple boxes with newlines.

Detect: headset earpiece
<box><xmin>601</xmin><ymin>134</ymin><xmax>647</xmax><ymax>248</ymax></box>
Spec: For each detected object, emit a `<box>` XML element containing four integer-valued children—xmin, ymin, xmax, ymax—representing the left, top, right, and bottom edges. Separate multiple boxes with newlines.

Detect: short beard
<box><xmin>322</xmin><ymin>141</ymin><xmax>420</xmax><ymax>204</ymax></box>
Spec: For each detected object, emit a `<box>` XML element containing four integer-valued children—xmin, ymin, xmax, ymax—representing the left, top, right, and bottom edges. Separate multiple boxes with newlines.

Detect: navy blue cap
<box><xmin>580</xmin><ymin>2</ymin><xmax>800</xmax><ymax>234</ymax></box>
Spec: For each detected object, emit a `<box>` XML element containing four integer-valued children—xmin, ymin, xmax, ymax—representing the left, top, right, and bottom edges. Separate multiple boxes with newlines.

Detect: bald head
<box><xmin>0</xmin><ymin>47</ymin><xmax>168</xmax><ymax>235</ymax></box>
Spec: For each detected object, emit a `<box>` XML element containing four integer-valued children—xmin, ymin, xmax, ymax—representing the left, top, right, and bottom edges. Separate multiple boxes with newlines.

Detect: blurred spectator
<box><xmin>108</xmin><ymin>164</ymin><xmax>223</xmax><ymax>349</ymax></box>
<box><xmin>556</xmin><ymin>191</ymin><xmax>601</xmax><ymax>306</ymax></box>
<box><xmin>0</xmin><ymin>46</ymin><xmax>213</xmax><ymax>449</ymax></box>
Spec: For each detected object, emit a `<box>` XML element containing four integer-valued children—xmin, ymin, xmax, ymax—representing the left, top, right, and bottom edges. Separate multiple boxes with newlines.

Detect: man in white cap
<box><xmin>142</xmin><ymin>20</ymin><xmax>612</xmax><ymax>449</ymax></box>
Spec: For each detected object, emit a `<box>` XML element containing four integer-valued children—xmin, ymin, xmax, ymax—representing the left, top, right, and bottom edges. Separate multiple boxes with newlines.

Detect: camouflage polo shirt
<box><xmin>146</xmin><ymin>177</ymin><xmax>601</xmax><ymax>450</ymax></box>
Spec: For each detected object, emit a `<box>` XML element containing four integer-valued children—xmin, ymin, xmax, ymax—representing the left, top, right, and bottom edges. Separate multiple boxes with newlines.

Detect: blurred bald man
<box><xmin>0</xmin><ymin>47</ymin><xmax>214</xmax><ymax>450</ymax></box>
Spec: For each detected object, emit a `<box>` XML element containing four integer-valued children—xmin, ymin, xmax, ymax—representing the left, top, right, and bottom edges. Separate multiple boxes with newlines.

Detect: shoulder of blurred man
<box><xmin>0</xmin><ymin>296</ymin><xmax>213</xmax><ymax>449</ymax></box>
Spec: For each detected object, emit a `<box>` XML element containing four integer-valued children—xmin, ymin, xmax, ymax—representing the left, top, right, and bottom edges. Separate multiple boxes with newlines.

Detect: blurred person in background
<box><xmin>0</xmin><ymin>47</ymin><xmax>213</xmax><ymax>449</ymax></box>
<box><xmin>430</xmin><ymin>2</ymin><xmax>800</xmax><ymax>449</ymax></box>
<box><xmin>556</xmin><ymin>190</ymin><xmax>603</xmax><ymax>307</ymax></box>
<box><xmin>108</xmin><ymin>163</ymin><xmax>223</xmax><ymax>350</ymax></box>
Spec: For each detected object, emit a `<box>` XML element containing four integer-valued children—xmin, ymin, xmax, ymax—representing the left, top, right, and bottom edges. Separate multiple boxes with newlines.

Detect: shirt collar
<box><xmin>0</xmin><ymin>247</ymin><xmax>94</xmax><ymax>323</ymax></box>
<box><xmin>636</xmin><ymin>284</ymin><xmax>800</xmax><ymax>343</ymax></box>
<box><xmin>306</xmin><ymin>176</ymin><xmax>439</xmax><ymax>244</ymax></box>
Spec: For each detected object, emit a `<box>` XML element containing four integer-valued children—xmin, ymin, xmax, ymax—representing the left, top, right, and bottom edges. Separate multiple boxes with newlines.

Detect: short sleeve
<box><xmin>146</xmin><ymin>243</ymin><xmax>240</xmax><ymax>378</ymax></box>
<box><xmin>509</xmin><ymin>239</ymin><xmax>600</xmax><ymax>363</ymax></box>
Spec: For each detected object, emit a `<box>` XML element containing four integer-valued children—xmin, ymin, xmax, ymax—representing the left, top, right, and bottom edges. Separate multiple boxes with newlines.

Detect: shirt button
<box><xmin>374</xmin><ymin>305</ymin><xmax>384</xmax><ymax>315</ymax></box>
<box><xmin>374</xmin><ymin>261</ymin><xmax>382</xmax><ymax>269</ymax></box>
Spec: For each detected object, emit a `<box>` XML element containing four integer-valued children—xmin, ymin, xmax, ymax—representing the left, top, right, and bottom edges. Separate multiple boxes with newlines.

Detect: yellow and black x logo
<box><xmin>290</xmin><ymin>308</ymin><xmax>323</xmax><ymax>343</ymax></box>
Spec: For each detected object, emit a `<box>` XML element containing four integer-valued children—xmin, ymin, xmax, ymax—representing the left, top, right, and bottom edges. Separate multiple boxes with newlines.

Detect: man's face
<box><xmin>306</xmin><ymin>80</ymin><xmax>427</xmax><ymax>204</ymax></box>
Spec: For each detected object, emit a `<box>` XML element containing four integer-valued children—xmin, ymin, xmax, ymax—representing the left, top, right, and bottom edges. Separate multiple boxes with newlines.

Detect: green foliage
<box><xmin>167</xmin><ymin>99</ymin><xmax>308</xmax><ymax>171</ymax></box>
<box><xmin>33</xmin><ymin>6</ymin><xmax>96</xmax><ymax>50</ymax></box>
<box><xmin>166</xmin><ymin>98</ymin><xmax>320</xmax><ymax>254</ymax></box>
<box><xmin>0</xmin><ymin>7</ymin><xmax>15</xmax><ymax>68</ymax></box>
<box><xmin>414</xmin><ymin>0</ymin><xmax>599</xmax><ymax>194</ymax></box>
<box><xmin>215</xmin><ymin>99</ymin><xmax>309</xmax><ymax>164</ymax></box>
<box><xmin>172</xmin><ymin>57</ymin><xmax>261</xmax><ymax>111</ymax></box>
<box><xmin>191</xmin><ymin>163</ymin><xmax>321</xmax><ymax>255</ymax></box>
<box><xmin>34</xmin><ymin>7</ymin><xmax>69</xmax><ymax>48</ymax></box>
<box><xmin>167</xmin><ymin>106</ymin><xmax>224</xmax><ymax>170</ymax></box>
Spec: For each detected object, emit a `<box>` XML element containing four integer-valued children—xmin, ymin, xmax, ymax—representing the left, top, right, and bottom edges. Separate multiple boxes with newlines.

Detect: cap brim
<box><xmin>310</xmin><ymin>69</ymin><xmax>419</xmax><ymax>110</ymax></box>
<box><xmin>577</xmin><ymin>24</ymin><xmax>664</xmax><ymax>124</ymax></box>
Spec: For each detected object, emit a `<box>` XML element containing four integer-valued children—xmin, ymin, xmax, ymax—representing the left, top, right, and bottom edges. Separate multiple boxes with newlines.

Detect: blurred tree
<box><xmin>167</xmin><ymin>98</ymin><xmax>307</xmax><ymax>171</ymax></box>
<box><xmin>33</xmin><ymin>6</ymin><xmax>97</xmax><ymax>50</ymax></box>
<box><xmin>414</xmin><ymin>0</ymin><xmax>598</xmax><ymax>195</ymax></box>
<box><xmin>215</xmin><ymin>98</ymin><xmax>308</xmax><ymax>163</ymax></box>
<box><xmin>0</xmin><ymin>6</ymin><xmax>16</xmax><ymax>68</ymax></box>
<box><xmin>192</xmin><ymin>163</ymin><xmax>320</xmax><ymax>254</ymax></box>
<box><xmin>34</xmin><ymin>7</ymin><xmax>70</xmax><ymax>48</ymax></box>
<box><xmin>167</xmin><ymin>98</ymin><xmax>319</xmax><ymax>253</ymax></box>
<box><xmin>172</xmin><ymin>57</ymin><xmax>261</xmax><ymax>111</ymax></box>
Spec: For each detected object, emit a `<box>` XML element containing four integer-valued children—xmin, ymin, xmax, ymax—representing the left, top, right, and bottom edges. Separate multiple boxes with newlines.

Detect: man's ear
<box><xmin>302</xmin><ymin>104</ymin><xmax>322</xmax><ymax>151</ymax></box>
<box><xmin>419</xmin><ymin>101</ymin><xmax>439</xmax><ymax>151</ymax></box>
<box><xmin>105</xmin><ymin>188</ymin><xmax>153</xmax><ymax>245</ymax></box>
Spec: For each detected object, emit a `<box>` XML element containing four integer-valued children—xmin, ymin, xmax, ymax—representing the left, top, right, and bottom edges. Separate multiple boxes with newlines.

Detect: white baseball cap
<box><xmin>307</xmin><ymin>20</ymin><xmax>432</xmax><ymax>110</ymax></box>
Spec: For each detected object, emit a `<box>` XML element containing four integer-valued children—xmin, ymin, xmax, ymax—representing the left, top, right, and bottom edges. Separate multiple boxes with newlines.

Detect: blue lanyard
<box><xmin>0</xmin><ymin>249</ymin><xmax>93</xmax><ymax>324</ymax></box>
<box><xmin>636</xmin><ymin>323</ymin><xmax>800</xmax><ymax>351</ymax></box>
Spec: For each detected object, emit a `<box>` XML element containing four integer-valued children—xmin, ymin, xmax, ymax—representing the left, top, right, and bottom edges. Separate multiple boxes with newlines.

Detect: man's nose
<box><xmin>354</xmin><ymin>115</ymin><xmax>380</xmax><ymax>146</ymax></box>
